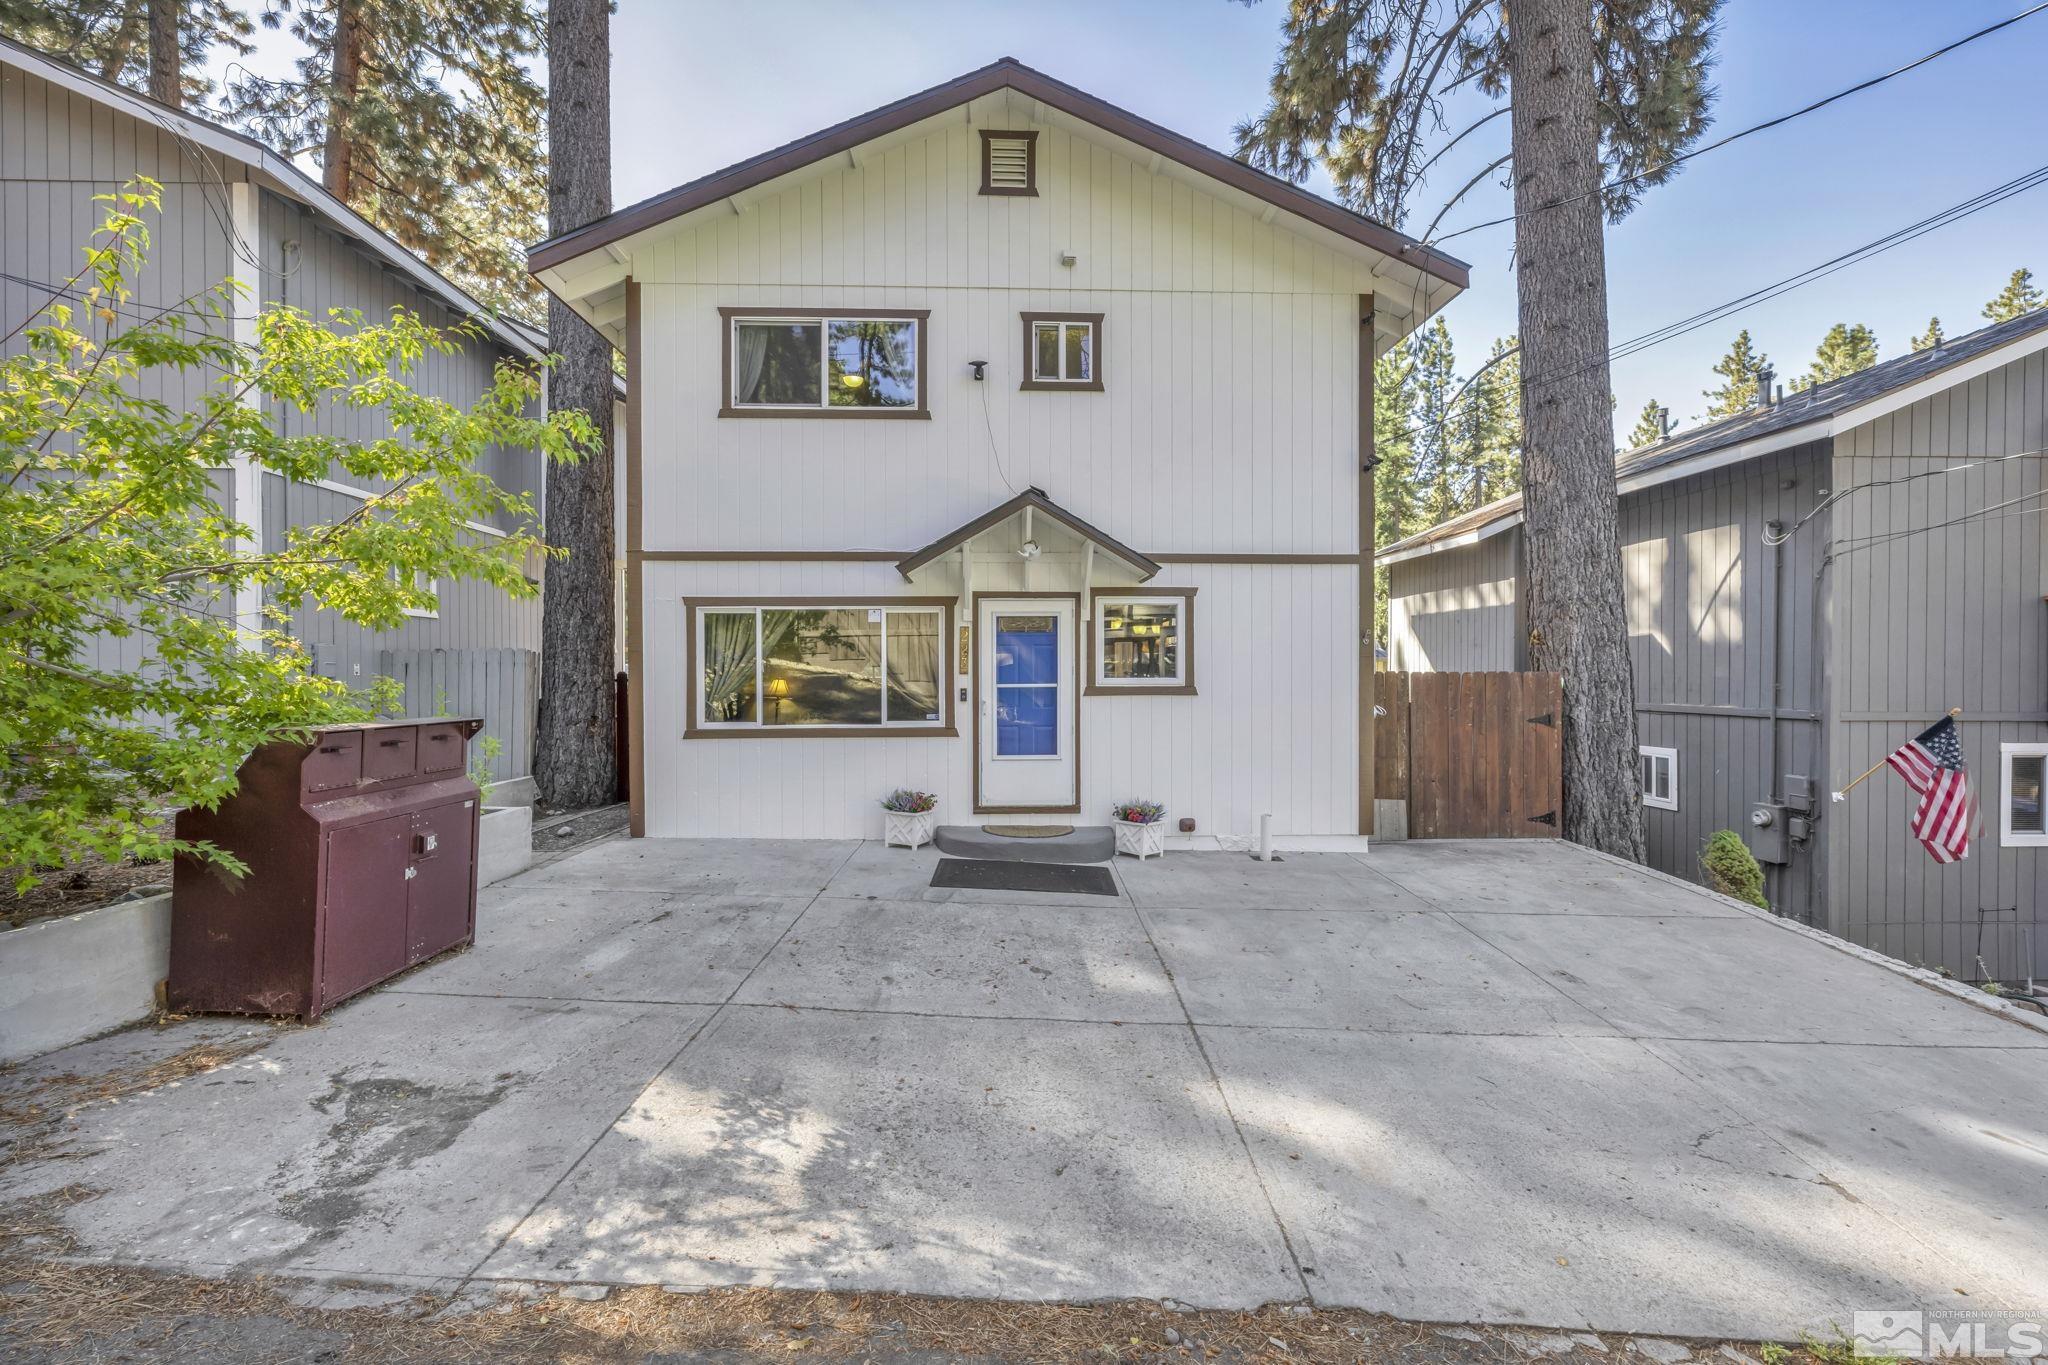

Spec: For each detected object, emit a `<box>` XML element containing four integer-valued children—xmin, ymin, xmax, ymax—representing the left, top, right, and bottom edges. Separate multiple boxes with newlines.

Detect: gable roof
<box><xmin>0</xmin><ymin>34</ymin><xmax>543</xmax><ymax>364</ymax></box>
<box><xmin>897</xmin><ymin>487</ymin><xmax>1160</xmax><ymax>582</ymax></box>
<box><xmin>1379</xmin><ymin>306</ymin><xmax>2048</xmax><ymax>564</ymax></box>
<box><xmin>528</xmin><ymin>57</ymin><xmax>1468</xmax><ymax>288</ymax></box>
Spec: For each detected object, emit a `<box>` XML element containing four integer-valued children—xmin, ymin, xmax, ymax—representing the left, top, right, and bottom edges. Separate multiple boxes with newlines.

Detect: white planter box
<box><xmin>1114</xmin><ymin>818</ymin><xmax>1168</xmax><ymax>859</ymax></box>
<box><xmin>884</xmin><ymin>806</ymin><xmax>938</xmax><ymax>849</ymax></box>
<box><xmin>478</xmin><ymin>805</ymin><xmax>533</xmax><ymax>887</ymax></box>
<box><xmin>0</xmin><ymin>892</ymin><xmax>171</xmax><ymax>1064</ymax></box>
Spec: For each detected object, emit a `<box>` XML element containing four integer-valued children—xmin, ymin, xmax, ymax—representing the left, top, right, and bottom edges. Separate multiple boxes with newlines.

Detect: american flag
<box><xmin>1885</xmin><ymin>715</ymin><xmax>1975</xmax><ymax>863</ymax></box>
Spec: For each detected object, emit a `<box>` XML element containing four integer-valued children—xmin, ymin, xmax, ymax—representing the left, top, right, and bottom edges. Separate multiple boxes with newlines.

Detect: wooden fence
<box><xmin>1376</xmin><ymin>670</ymin><xmax>1563</xmax><ymax>839</ymax></box>
<box><xmin>376</xmin><ymin>647</ymin><xmax>539</xmax><ymax>784</ymax></box>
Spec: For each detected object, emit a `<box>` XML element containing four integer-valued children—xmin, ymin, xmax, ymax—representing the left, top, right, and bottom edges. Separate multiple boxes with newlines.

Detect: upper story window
<box><xmin>979</xmin><ymin>130</ymin><xmax>1038</xmax><ymax>196</ymax></box>
<box><xmin>1020</xmin><ymin>313</ymin><xmax>1104</xmax><ymax>392</ymax></box>
<box><xmin>719</xmin><ymin>308</ymin><xmax>929</xmax><ymax>419</ymax></box>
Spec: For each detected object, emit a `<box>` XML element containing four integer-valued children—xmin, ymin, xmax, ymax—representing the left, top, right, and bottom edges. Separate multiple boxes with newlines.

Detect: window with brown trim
<box><xmin>979</xmin><ymin>130</ymin><xmax>1037</xmax><ymax>195</ymax></box>
<box><xmin>1087</xmin><ymin>588</ymin><xmax>1195</xmax><ymax>696</ymax></box>
<box><xmin>718</xmin><ymin>308</ymin><xmax>930</xmax><ymax>419</ymax></box>
<box><xmin>687</xmin><ymin>598</ymin><xmax>956</xmax><ymax>737</ymax></box>
<box><xmin>1020</xmin><ymin>313</ymin><xmax>1104</xmax><ymax>392</ymax></box>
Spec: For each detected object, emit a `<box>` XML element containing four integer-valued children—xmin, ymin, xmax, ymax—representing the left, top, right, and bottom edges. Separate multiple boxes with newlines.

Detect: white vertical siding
<box><xmin>628</xmin><ymin>101</ymin><xmax>1374</xmax><ymax>837</ymax></box>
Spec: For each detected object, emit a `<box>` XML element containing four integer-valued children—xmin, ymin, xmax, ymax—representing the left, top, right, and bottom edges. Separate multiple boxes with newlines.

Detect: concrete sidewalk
<box><xmin>2</xmin><ymin>837</ymin><xmax>2044</xmax><ymax>1341</ymax></box>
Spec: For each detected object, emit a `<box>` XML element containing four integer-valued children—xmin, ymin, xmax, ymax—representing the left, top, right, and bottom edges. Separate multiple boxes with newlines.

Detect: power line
<box><xmin>1763</xmin><ymin>446</ymin><xmax>2048</xmax><ymax>546</ymax></box>
<box><xmin>1419</xmin><ymin>2</ymin><xmax>2048</xmax><ymax>248</ymax></box>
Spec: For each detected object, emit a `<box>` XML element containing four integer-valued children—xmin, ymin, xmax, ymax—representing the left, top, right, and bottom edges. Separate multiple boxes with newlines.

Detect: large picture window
<box><xmin>690</xmin><ymin>599</ymin><xmax>953</xmax><ymax>736</ymax></box>
<box><xmin>720</xmin><ymin>308</ymin><xmax>929</xmax><ymax>417</ymax></box>
<box><xmin>1088</xmin><ymin>588</ymin><xmax>1195</xmax><ymax>695</ymax></box>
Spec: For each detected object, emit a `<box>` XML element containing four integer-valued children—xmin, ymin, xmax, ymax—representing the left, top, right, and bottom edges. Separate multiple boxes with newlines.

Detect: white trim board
<box><xmin>294</xmin><ymin>476</ymin><xmax>513</xmax><ymax>540</ymax></box>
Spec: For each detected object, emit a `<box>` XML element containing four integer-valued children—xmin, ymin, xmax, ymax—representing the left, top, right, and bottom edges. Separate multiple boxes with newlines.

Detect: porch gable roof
<box><xmin>896</xmin><ymin>487</ymin><xmax>1160</xmax><ymax>582</ymax></box>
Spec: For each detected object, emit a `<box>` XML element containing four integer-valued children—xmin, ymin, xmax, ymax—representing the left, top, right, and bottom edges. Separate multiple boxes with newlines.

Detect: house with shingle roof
<box><xmin>1381</xmin><ymin>308</ymin><xmax>2048</xmax><ymax>981</ymax></box>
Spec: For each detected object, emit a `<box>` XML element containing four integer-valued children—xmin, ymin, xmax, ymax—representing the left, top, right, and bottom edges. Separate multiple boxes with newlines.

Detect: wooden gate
<box><xmin>1376</xmin><ymin>671</ymin><xmax>1563</xmax><ymax>839</ymax></box>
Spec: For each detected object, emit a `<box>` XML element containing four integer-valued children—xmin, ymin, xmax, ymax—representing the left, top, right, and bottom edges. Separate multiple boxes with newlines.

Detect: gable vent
<box><xmin>980</xmin><ymin>130</ymin><xmax>1038</xmax><ymax>197</ymax></box>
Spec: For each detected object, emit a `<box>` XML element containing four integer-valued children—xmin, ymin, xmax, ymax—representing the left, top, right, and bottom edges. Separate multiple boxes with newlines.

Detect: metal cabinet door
<box><xmin>405</xmin><ymin>798</ymin><xmax>477</xmax><ymax>962</ymax></box>
<box><xmin>320</xmin><ymin>815</ymin><xmax>411</xmax><ymax>1004</ymax></box>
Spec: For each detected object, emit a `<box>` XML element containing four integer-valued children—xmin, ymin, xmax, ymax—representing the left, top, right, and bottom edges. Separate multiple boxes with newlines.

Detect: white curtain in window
<box><xmin>702</xmin><ymin>613</ymin><xmax>757</xmax><ymax>719</ymax></box>
<box><xmin>732</xmin><ymin>325</ymin><xmax>769</xmax><ymax>404</ymax></box>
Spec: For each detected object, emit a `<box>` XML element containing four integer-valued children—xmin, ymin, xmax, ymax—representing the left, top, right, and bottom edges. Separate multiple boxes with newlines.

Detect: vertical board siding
<box><xmin>376</xmin><ymin>647</ymin><xmax>538</xmax><ymax>783</ymax></box>
<box><xmin>626</xmin><ymin>100</ymin><xmax>1378</xmax><ymax>838</ymax></box>
<box><xmin>642</xmin><ymin>559</ymin><xmax>1358</xmax><ymax>838</ymax></box>
<box><xmin>1386</xmin><ymin>531</ymin><xmax>1521</xmax><ymax>672</ymax></box>
<box><xmin>1827</xmin><ymin>349</ymin><xmax>2047</xmax><ymax>981</ymax></box>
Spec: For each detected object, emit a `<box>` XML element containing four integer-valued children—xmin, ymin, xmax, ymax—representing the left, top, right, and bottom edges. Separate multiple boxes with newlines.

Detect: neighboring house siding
<box><xmin>1387</xmin><ymin>530</ymin><xmax>1520</xmax><ymax>672</ymax></box>
<box><xmin>630</xmin><ymin>107</ymin><xmax>1378</xmax><ymax>836</ymax></box>
<box><xmin>1826</xmin><ymin>351</ymin><xmax>2048</xmax><ymax>981</ymax></box>
<box><xmin>1622</xmin><ymin>444</ymin><xmax>1831</xmax><ymax>923</ymax></box>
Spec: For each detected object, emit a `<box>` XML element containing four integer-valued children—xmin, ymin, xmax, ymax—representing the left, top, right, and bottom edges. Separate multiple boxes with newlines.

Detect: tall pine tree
<box><xmin>1983</xmin><ymin>268</ymin><xmax>2044</xmax><ymax>323</ymax></box>
<box><xmin>1236</xmin><ymin>0</ymin><xmax>1720</xmax><ymax>858</ymax></box>
<box><xmin>1791</xmin><ymin>322</ymin><xmax>1877</xmax><ymax>392</ymax></box>
<box><xmin>1703</xmin><ymin>330</ymin><xmax>1770</xmax><ymax>418</ymax></box>
<box><xmin>223</xmin><ymin>0</ymin><xmax>546</xmax><ymax>317</ymax></box>
<box><xmin>1371</xmin><ymin>342</ymin><xmax>1420</xmax><ymax>645</ymax></box>
<box><xmin>1909</xmin><ymin>317</ymin><xmax>1945</xmax><ymax>352</ymax></box>
<box><xmin>0</xmin><ymin>0</ymin><xmax>250</xmax><ymax>107</ymax></box>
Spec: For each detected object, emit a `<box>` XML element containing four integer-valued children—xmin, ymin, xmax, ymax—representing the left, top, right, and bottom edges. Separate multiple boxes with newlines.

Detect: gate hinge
<box><xmin>1528</xmin><ymin>810</ymin><xmax>1557</xmax><ymax>827</ymax></box>
<box><xmin>1526</xmin><ymin>712</ymin><xmax>1556</xmax><ymax>728</ymax></box>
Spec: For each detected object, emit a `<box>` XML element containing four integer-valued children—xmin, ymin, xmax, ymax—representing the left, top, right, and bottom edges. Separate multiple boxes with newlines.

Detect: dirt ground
<box><xmin>0</xmin><ymin>850</ymin><xmax>168</xmax><ymax>932</ymax></box>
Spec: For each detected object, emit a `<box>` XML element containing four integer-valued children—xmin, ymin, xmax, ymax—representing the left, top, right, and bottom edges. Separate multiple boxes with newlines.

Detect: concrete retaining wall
<box><xmin>478</xmin><ymin>805</ymin><xmax>533</xmax><ymax>888</ymax></box>
<box><xmin>0</xmin><ymin>894</ymin><xmax>171</xmax><ymax>1064</ymax></box>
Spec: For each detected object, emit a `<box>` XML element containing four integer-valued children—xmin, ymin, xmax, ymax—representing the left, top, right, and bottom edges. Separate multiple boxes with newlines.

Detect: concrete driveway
<box><xmin>4</xmin><ymin>837</ymin><xmax>2045</xmax><ymax>1341</ymax></box>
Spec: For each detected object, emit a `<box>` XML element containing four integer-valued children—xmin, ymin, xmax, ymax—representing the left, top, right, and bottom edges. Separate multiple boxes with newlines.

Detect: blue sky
<box><xmin>226</xmin><ymin>1</ymin><xmax>2048</xmax><ymax>439</ymax></box>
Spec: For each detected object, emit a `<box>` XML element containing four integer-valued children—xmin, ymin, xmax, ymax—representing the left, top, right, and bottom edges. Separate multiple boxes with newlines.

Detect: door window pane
<box><xmin>885</xmin><ymin>611</ymin><xmax>942</xmax><ymax>723</ymax></box>
<box><xmin>2013</xmin><ymin>755</ymin><xmax>2045</xmax><ymax>834</ymax></box>
<box><xmin>762</xmin><ymin>609</ymin><xmax>882</xmax><ymax>725</ymax></box>
<box><xmin>702</xmin><ymin>610</ymin><xmax>758</xmax><ymax>723</ymax></box>
<box><xmin>995</xmin><ymin>616</ymin><xmax>1057</xmax><ymax>684</ymax></box>
<box><xmin>827</xmin><ymin>320</ymin><xmax>917</xmax><ymax>407</ymax></box>
<box><xmin>997</xmin><ymin>684</ymin><xmax>1058</xmax><ymax>756</ymax></box>
<box><xmin>1099</xmin><ymin>601</ymin><xmax>1178</xmax><ymax>680</ymax></box>
<box><xmin>733</xmin><ymin>322</ymin><xmax>822</xmax><ymax>406</ymax></box>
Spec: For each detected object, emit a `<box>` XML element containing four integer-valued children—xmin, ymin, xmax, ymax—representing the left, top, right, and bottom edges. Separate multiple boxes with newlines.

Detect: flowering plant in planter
<box><xmin>880</xmin><ymin>789</ymin><xmax>939</xmax><ymax>849</ymax></box>
<box><xmin>1111</xmin><ymin>800</ymin><xmax>1168</xmax><ymax>859</ymax></box>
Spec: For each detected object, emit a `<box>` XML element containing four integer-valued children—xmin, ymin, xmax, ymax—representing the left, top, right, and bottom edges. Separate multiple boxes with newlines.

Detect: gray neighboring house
<box><xmin>1382</xmin><ymin>309</ymin><xmax>2048</xmax><ymax>983</ymax></box>
<box><xmin>1</xmin><ymin>36</ymin><xmax>559</xmax><ymax>803</ymax></box>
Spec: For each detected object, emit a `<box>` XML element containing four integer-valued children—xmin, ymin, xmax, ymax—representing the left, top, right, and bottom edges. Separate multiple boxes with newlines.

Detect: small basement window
<box><xmin>2000</xmin><ymin>742</ymin><xmax>2047</xmax><ymax>847</ymax></box>
<box><xmin>692</xmin><ymin>601</ymin><xmax>953</xmax><ymax>735</ymax></box>
<box><xmin>1021</xmin><ymin>313</ymin><xmax>1103</xmax><ymax>391</ymax></box>
<box><xmin>1089</xmin><ymin>590</ymin><xmax>1194</xmax><ymax>695</ymax></box>
<box><xmin>980</xmin><ymin>130</ymin><xmax>1038</xmax><ymax>195</ymax></box>
<box><xmin>1640</xmin><ymin>745</ymin><xmax>1678</xmax><ymax>810</ymax></box>
<box><xmin>720</xmin><ymin>309</ymin><xmax>929</xmax><ymax>418</ymax></box>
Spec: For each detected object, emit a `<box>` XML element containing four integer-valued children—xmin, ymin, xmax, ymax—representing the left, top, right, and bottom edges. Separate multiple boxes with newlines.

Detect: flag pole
<box><xmin>1831</xmin><ymin>707</ymin><xmax>1962</xmax><ymax>802</ymax></box>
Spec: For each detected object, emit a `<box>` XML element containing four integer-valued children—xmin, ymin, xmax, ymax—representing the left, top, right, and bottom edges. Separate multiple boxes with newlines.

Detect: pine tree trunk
<box><xmin>534</xmin><ymin>0</ymin><xmax>618</xmax><ymax>810</ymax></box>
<box><xmin>146</xmin><ymin>0</ymin><xmax>179</xmax><ymax>107</ymax></box>
<box><xmin>1507</xmin><ymin>0</ymin><xmax>1646</xmax><ymax>860</ymax></box>
<box><xmin>323</xmin><ymin>0</ymin><xmax>363</xmax><ymax>201</ymax></box>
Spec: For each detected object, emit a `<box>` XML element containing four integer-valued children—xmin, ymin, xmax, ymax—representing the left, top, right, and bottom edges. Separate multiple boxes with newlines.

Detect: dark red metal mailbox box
<box><xmin>168</xmin><ymin>718</ymin><xmax>485</xmax><ymax>1019</ymax></box>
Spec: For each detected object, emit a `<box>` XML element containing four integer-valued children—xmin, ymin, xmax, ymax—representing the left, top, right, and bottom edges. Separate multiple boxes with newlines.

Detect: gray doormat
<box><xmin>931</xmin><ymin>857</ymin><xmax>1119</xmax><ymax>897</ymax></box>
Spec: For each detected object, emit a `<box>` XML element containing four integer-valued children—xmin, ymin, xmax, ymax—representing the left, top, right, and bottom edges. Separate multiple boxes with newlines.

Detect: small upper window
<box><xmin>721</xmin><ymin>309</ymin><xmax>929</xmax><ymax>418</ymax></box>
<box><xmin>1020</xmin><ymin>313</ymin><xmax>1104</xmax><ymax>392</ymax></box>
<box><xmin>2000</xmin><ymin>743</ymin><xmax>2047</xmax><ymax>847</ymax></box>
<box><xmin>1640</xmin><ymin>746</ymin><xmax>1677</xmax><ymax>810</ymax></box>
<box><xmin>1090</xmin><ymin>590</ymin><xmax>1194</xmax><ymax>695</ymax></box>
<box><xmin>980</xmin><ymin>130</ymin><xmax>1037</xmax><ymax>196</ymax></box>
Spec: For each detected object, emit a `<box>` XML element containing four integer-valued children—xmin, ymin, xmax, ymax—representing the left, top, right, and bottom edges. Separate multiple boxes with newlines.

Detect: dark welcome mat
<box><xmin>931</xmin><ymin>857</ymin><xmax>1120</xmax><ymax>897</ymax></box>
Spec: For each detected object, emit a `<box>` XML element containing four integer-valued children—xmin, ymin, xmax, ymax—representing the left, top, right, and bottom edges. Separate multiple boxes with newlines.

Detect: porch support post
<box><xmin>1359</xmin><ymin>292</ymin><xmax>1376</xmax><ymax>836</ymax></box>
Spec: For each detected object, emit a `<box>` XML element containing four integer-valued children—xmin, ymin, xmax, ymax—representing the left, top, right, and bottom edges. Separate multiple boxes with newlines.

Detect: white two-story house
<box><xmin>532</xmin><ymin>59</ymin><xmax>1467</xmax><ymax>841</ymax></box>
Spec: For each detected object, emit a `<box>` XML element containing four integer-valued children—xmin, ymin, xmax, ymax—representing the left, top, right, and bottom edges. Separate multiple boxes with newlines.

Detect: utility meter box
<box><xmin>168</xmin><ymin>718</ymin><xmax>484</xmax><ymax>1019</ymax></box>
<box><xmin>1748</xmin><ymin>802</ymin><xmax>1790</xmax><ymax>865</ymax></box>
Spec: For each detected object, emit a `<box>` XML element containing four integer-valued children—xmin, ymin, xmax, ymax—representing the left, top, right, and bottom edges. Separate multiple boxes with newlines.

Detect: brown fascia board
<box><xmin>897</xmin><ymin>487</ymin><xmax>1162</xmax><ymax>582</ymax></box>
<box><xmin>528</xmin><ymin>58</ymin><xmax>1469</xmax><ymax>290</ymax></box>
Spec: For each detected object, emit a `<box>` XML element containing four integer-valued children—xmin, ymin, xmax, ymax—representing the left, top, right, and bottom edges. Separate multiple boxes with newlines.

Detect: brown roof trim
<box><xmin>529</xmin><ymin>58</ymin><xmax>1468</xmax><ymax>289</ymax></box>
<box><xmin>896</xmin><ymin>487</ymin><xmax>1161</xmax><ymax>581</ymax></box>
